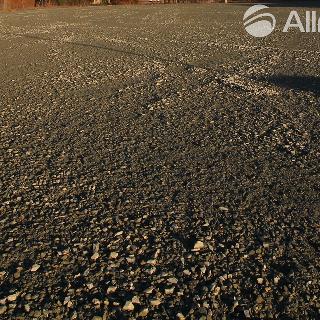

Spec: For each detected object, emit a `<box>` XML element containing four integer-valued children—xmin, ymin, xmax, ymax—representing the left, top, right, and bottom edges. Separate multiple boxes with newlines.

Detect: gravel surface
<box><xmin>0</xmin><ymin>4</ymin><xmax>319</xmax><ymax>319</ymax></box>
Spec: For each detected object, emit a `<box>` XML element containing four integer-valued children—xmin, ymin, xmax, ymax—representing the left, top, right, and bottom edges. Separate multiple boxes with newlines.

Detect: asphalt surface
<box><xmin>0</xmin><ymin>4</ymin><xmax>319</xmax><ymax>320</ymax></box>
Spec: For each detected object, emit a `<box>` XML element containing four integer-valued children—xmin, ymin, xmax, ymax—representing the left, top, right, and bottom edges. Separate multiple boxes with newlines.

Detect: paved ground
<box><xmin>0</xmin><ymin>4</ymin><xmax>319</xmax><ymax>319</ymax></box>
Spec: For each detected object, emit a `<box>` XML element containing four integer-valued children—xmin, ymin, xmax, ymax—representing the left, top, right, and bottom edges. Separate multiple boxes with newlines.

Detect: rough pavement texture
<box><xmin>0</xmin><ymin>4</ymin><xmax>319</xmax><ymax>320</ymax></box>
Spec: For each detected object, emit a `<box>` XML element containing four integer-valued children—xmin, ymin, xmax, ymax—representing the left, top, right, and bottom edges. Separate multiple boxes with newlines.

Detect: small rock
<box><xmin>146</xmin><ymin>259</ymin><xmax>157</xmax><ymax>266</ymax></box>
<box><xmin>24</xmin><ymin>304</ymin><xmax>31</xmax><ymax>312</ymax></box>
<box><xmin>24</xmin><ymin>294</ymin><xmax>32</xmax><ymax>301</ymax></box>
<box><xmin>126</xmin><ymin>257</ymin><xmax>135</xmax><ymax>263</ymax></box>
<box><xmin>138</xmin><ymin>308</ymin><xmax>149</xmax><ymax>317</ymax></box>
<box><xmin>257</xmin><ymin>278</ymin><xmax>264</xmax><ymax>284</ymax></box>
<box><xmin>30</xmin><ymin>264</ymin><xmax>40</xmax><ymax>272</ymax></box>
<box><xmin>232</xmin><ymin>301</ymin><xmax>239</xmax><ymax>311</ymax></box>
<box><xmin>177</xmin><ymin>313</ymin><xmax>185</xmax><ymax>320</ymax></box>
<box><xmin>274</xmin><ymin>276</ymin><xmax>281</xmax><ymax>284</ymax></box>
<box><xmin>165</xmin><ymin>287</ymin><xmax>175</xmax><ymax>294</ymax></box>
<box><xmin>0</xmin><ymin>306</ymin><xmax>7</xmax><ymax>315</ymax></box>
<box><xmin>93</xmin><ymin>243</ymin><xmax>100</xmax><ymax>252</ymax></box>
<box><xmin>32</xmin><ymin>310</ymin><xmax>42</xmax><ymax>317</ymax></box>
<box><xmin>144</xmin><ymin>287</ymin><xmax>153</xmax><ymax>294</ymax></box>
<box><xmin>64</xmin><ymin>296</ymin><xmax>71</xmax><ymax>305</ymax></box>
<box><xmin>256</xmin><ymin>295</ymin><xmax>264</xmax><ymax>304</ymax></box>
<box><xmin>244</xmin><ymin>310</ymin><xmax>250</xmax><ymax>318</ymax></box>
<box><xmin>167</xmin><ymin>277</ymin><xmax>178</xmax><ymax>284</ymax></box>
<box><xmin>150</xmin><ymin>299</ymin><xmax>161</xmax><ymax>306</ymax></box>
<box><xmin>109</xmin><ymin>252</ymin><xmax>118</xmax><ymax>259</ymax></box>
<box><xmin>213</xmin><ymin>286</ymin><xmax>221</xmax><ymax>296</ymax></box>
<box><xmin>183</xmin><ymin>269</ymin><xmax>191</xmax><ymax>276</ymax></box>
<box><xmin>87</xmin><ymin>283</ymin><xmax>94</xmax><ymax>290</ymax></box>
<box><xmin>193</xmin><ymin>241</ymin><xmax>204</xmax><ymax>251</ymax></box>
<box><xmin>123</xmin><ymin>301</ymin><xmax>134</xmax><ymax>311</ymax></box>
<box><xmin>131</xmin><ymin>296</ymin><xmax>140</xmax><ymax>304</ymax></box>
<box><xmin>91</xmin><ymin>252</ymin><xmax>99</xmax><ymax>261</ymax></box>
<box><xmin>7</xmin><ymin>293</ymin><xmax>19</xmax><ymax>302</ymax></box>
<box><xmin>107</xmin><ymin>286</ymin><xmax>117</xmax><ymax>294</ymax></box>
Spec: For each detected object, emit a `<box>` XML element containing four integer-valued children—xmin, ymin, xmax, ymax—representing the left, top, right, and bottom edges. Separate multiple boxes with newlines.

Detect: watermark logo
<box><xmin>243</xmin><ymin>5</ymin><xmax>276</xmax><ymax>38</ymax></box>
<box><xmin>283</xmin><ymin>11</ymin><xmax>320</xmax><ymax>33</ymax></box>
<box><xmin>244</xmin><ymin>5</ymin><xmax>320</xmax><ymax>37</ymax></box>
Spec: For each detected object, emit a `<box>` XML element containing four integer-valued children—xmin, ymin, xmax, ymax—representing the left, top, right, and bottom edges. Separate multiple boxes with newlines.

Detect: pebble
<box><xmin>93</xmin><ymin>243</ymin><xmax>100</xmax><ymax>252</ymax></box>
<box><xmin>274</xmin><ymin>276</ymin><xmax>281</xmax><ymax>284</ymax></box>
<box><xmin>30</xmin><ymin>264</ymin><xmax>40</xmax><ymax>272</ymax></box>
<box><xmin>165</xmin><ymin>287</ymin><xmax>175</xmax><ymax>294</ymax></box>
<box><xmin>183</xmin><ymin>269</ymin><xmax>191</xmax><ymax>276</ymax></box>
<box><xmin>91</xmin><ymin>252</ymin><xmax>100</xmax><ymax>260</ymax></box>
<box><xmin>87</xmin><ymin>283</ymin><xmax>94</xmax><ymax>290</ymax></box>
<box><xmin>257</xmin><ymin>278</ymin><xmax>264</xmax><ymax>284</ymax></box>
<box><xmin>0</xmin><ymin>306</ymin><xmax>7</xmax><ymax>315</ymax></box>
<box><xmin>256</xmin><ymin>296</ymin><xmax>264</xmax><ymax>304</ymax></box>
<box><xmin>147</xmin><ymin>259</ymin><xmax>157</xmax><ymax>266</ymax></box>
<box><xmin>131</xmin><ymin>296</ymin><xmax>140</xmax><ymax>304</ymax></box>
<box><xmin>138</xmin><ymin>308</ymin><xmax>149</xmax><ymax>317</ymax></box>
<box><xmin>123</xmin><ymin>301</ymin><xmax>134</xmax><ymax>311</ymax></box>
<box><xmin>109</xmin><ymin>252</ymin><xmax>118</xmax><ymax>259</ymax></box>
<box><xmin>7</xmin><ymin>293</ymin><xmax>19</xmax><ymax>302</ymax></box>
<box><xmin>32</xmin><ymin>310</ymin><xmax>42</xmax><ymax>317</ymax></box>
<box><xmin>177</xmin><ymin>312</ymin><xmax>185</xmax><ymax>319</ymax></box>
<box><xmin>244</xmin><ymin>310</ymin><xmax>250</xmax><ymax>318</ymax></box>
<box><xmin>167</xmin><ymin>277</ymin><xmax>178</xmax><ymax>284</ymax></box>
<box><xmin>213</xmin><ymin>286</ymin><xmax>221</xmax><ymax>296</ymax></box>
<box><xmin>150</xmin><ymin>299</ymin><xmax>161</xmax><ymax>306</ymax></box>
<box><xmin>24</xmin><ymin>294</ymin><xmax>32</xmax><ymax>301</ymax></box>
<box><xmin>126</xmin><ymin>257</ymin><xmax>135</xmax><ymax>263</ymax></box>
<box><xmin>193</xmin><ymin>241</ymin><xmax>204</xmax><ymax>250</ymax></box>
<box><xmin>107</xmin><ymin>286</ymin><xmax>117</xmax><ymax>294</ymax></box>
<box><xmin>144</xmin><ymin>287</ymin><xmax>154</xmax><ymax>294</ymax></box>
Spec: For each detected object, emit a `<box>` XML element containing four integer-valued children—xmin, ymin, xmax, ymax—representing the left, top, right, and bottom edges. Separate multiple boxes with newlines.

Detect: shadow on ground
<box><xmin>263</xmin><ymin>75</ymin><xmax>320</xmax><ymax>95</ymax></box>
<box><xmin>7</xmin><ymin>32</ymin><xmax>206</xmax><ymax>71</ymax></box>
<box><xmin>7</xmin><ymin>32</ymin><xmax>320</xmax><ymax>97</ymax></box>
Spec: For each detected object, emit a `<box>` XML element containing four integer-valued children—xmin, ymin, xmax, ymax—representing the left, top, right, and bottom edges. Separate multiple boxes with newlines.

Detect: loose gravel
<box><xmin>0</xmin><ymin>4</ymin><xmax>319</xmax><ymax>319</ymax></box>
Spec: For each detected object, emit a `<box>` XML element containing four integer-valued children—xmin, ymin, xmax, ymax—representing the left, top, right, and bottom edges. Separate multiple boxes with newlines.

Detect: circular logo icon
<box><xmin>243</xmin><ymin>5</ymin><xmax>276</xmax><ymax>38</ymax></box>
